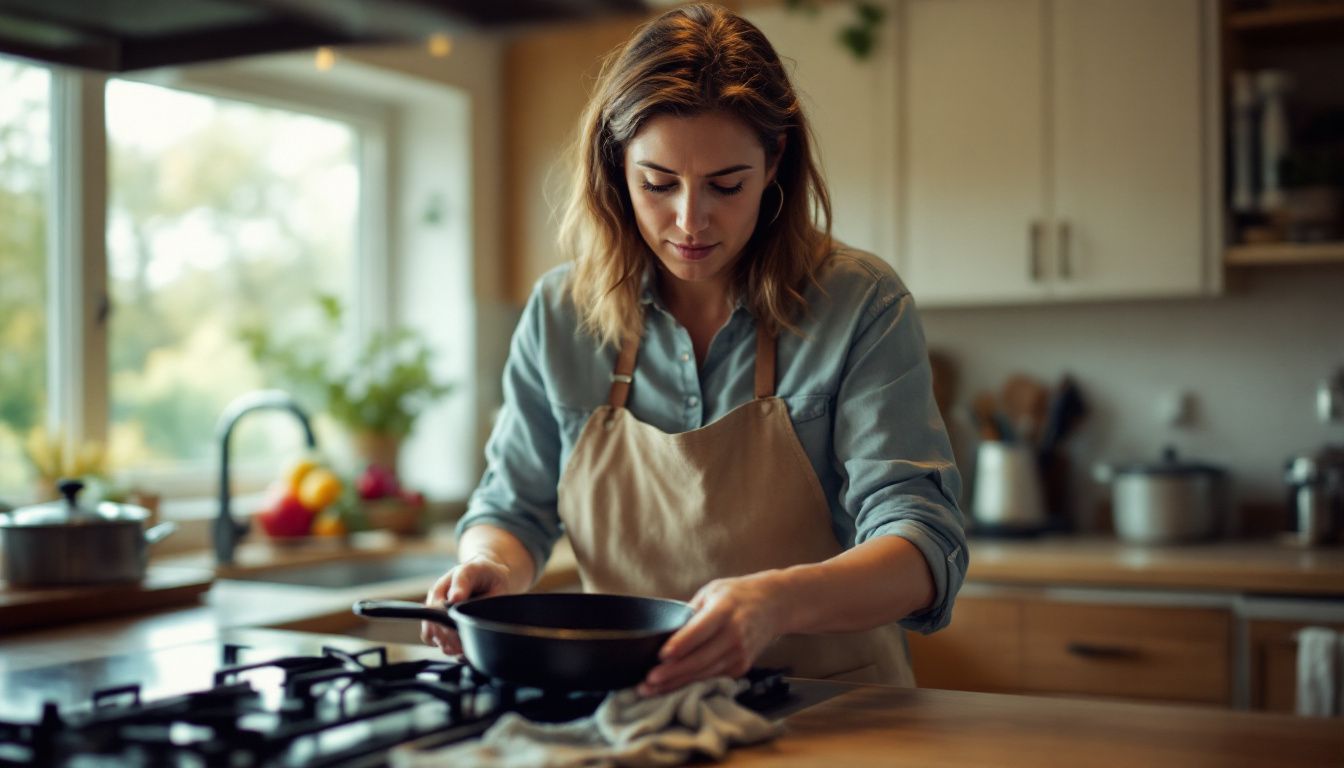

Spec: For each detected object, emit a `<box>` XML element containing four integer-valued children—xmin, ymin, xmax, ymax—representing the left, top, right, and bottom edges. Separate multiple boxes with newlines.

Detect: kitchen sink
<box><xmin>225</xmin><ymin>554</ymin><xmax>453</xmax><ymax>589</ymax></box>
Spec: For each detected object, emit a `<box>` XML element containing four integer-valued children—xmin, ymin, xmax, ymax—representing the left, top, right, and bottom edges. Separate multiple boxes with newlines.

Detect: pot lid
<box><xmin>1112</xmin><ymin>446</ymin><xmax>1227</xmax><ymax>477</ymax></box>
<box><xmin>0</xmin><ymin>479</ymin><xmax>148</xmax><ymax>528</ymax></box>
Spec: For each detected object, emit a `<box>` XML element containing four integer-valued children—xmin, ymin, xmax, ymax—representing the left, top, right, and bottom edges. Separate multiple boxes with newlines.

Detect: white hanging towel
<box><xmin>1295</xmin><ymin>626</ymin><xmax>1340</xmax><ymax>718</ymax></box>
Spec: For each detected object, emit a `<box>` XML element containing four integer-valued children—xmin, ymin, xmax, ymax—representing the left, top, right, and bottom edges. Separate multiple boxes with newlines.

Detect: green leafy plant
<box><xmin>240</xmin><ymin>295</ymin><xmax>452</xmax><ymax>439</ymax></box>
<box><xmin>786</xmin><ymin>0</ymin><xmax>886</xmax><ymax>61</ymax></box>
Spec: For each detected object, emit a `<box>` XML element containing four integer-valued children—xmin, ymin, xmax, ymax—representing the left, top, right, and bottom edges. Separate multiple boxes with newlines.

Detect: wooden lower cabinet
<box><xmin>907</xmin><ymin>596</ymin><xmax>1025</xmax><ymax>693</ymax></box>
<box><xmin>1022</xmin><ymin>601</ymin><xmax>1231</xmax><ymax>704</ymax></box>
<box><xmin>1248</xmin><ymin>619</ymin><xmax>1344</xmax><ymax>714</ymax></box>
<box><xmin>910</xmin><ymin>594</ymin><xmax>1233</xmax><ymax>706</ymax></box>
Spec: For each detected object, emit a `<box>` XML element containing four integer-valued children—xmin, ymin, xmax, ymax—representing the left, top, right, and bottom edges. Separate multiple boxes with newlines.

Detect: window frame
<box><xmin>35</xmin><ymin>61</ymin><xmax>395</xmax><ymax>508</ymax></box>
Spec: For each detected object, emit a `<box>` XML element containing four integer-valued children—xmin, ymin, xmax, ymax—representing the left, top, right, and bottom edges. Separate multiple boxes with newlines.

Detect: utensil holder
<box><xmin>972</xmin><ymin>441</ymin><xmax>1046</xmax><ymax>535</ymax></box>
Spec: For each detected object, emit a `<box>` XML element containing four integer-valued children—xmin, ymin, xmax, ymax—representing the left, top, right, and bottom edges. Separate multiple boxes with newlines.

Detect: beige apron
<box><xmin>556</xmin><ymin>325</ymin><xmax>914</xmax><ymax>685</ymax></box>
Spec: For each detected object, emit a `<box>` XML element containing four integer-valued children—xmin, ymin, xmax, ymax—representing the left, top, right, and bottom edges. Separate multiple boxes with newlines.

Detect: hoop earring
<box><xmin>768</xmin><ymin>180</ymin><xmax>784</xmax><ymax>226</ymax></box>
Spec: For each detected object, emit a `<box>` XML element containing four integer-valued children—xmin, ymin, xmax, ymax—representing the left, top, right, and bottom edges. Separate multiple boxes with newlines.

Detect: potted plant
<box><xmin>240</xmin><ymin>295</ymin><xmax>453</xmax><ymax>476</ymax></box>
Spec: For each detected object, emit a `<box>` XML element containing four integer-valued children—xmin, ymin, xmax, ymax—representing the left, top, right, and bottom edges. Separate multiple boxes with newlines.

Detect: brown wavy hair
<box><xmin>561</xmin><ymin>2</ymin><xmax>833</xmax><ymax>346</ymax></box>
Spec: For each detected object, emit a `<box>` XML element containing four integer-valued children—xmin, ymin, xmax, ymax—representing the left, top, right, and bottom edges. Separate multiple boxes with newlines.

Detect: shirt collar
<box><xmin>637</xmin><ymin>264</ymin><xmax>750</xmax><ymax>313</ymax></box>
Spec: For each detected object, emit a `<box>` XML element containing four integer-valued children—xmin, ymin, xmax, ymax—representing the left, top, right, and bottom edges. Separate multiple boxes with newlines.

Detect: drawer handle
<box><xmin>1028</xmin><ymin>220</ymin><xmax>1044</xmax><ymax>281</ymax></box>
<box><xmin>1066</xmin><ymin>642</ymin><xmax>1141</xmax><ymax>660</ymax></box>
<box><xmin>1058</xmin><ymin>221</ymin><xmax>1072</xmax><ymax>279</ymax></box>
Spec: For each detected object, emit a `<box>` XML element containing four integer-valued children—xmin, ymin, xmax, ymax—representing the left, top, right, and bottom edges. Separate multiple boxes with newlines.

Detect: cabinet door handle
<box><xmin>1066</xmin><ymin>642</ymin><xmax>1141</xmax><ymax>660</ymax></box>
<box><xmin>1058</xmin><ymin>221</ymin><xmax>1072</xmax><ymax>279</ymax></box>
<box><xmin>1029</xmin><ymin>220</ymin><xmax>1044</xmax><ymax>281</ymax></box>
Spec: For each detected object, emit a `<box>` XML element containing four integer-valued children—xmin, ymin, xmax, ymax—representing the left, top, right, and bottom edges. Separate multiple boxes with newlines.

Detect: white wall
<box><xmin>921</xmin><ymin>264</ymin><xmax>1344</xmax><ymax>531</ymax></box>
<box><xmin>343</xmin><ymin>40</ymin><xmax>510</xmax><ymax>500</ymax></box>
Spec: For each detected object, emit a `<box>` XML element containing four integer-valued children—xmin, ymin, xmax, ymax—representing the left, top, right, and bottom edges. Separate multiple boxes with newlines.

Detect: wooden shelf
<box><xmin>1227</xmin><ymin>2</ymin><xmax>1344</xmax><ymax>30</ymax></box>
<box><xmin>1225</xmin><ymin>241</ymin><xmax>1344</xmax><ymax>265</ymax></box>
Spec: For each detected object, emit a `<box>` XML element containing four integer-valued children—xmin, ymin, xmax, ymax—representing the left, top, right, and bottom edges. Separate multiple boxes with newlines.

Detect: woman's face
<box><xmin>623</xmin><ymin>111</ymin><xmax>777</xmax><ymax>293</ymax></box>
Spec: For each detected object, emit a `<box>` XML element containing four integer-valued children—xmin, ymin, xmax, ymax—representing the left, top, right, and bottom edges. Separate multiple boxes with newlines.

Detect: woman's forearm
<box><xmin>456</xmin><ymin>524</ymin><xmax>539</xmax><ymax>594</ymax></box>
<box><xmin>767</xmin><ymin>535</ymin><xmax>935</xmax><ymax>635</ymax></box>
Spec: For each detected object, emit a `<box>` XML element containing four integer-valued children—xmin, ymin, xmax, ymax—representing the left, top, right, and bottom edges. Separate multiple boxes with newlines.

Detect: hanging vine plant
<box><xmin>785</xmin><ymin>0</ymin><xmax>888</xmax><ymax>61</ymax></box>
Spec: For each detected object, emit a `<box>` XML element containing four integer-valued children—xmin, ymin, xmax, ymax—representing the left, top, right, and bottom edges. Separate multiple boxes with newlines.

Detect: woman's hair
<box><xmin>561</xmin><ymin>2</ymin><xmax>833</xmax><ymax>346</ymax></box>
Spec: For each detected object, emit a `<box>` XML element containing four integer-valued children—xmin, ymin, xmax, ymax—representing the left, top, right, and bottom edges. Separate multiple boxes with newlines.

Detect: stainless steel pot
<box><xmin>1095</xmin><ymin>447</ymin><xmax>1227</xmax><ymax>544</ymax></box>
<box><xmin>0</xmin><ymin>479</ymin><xmax>176</xmax><ymax>587</ymax></box>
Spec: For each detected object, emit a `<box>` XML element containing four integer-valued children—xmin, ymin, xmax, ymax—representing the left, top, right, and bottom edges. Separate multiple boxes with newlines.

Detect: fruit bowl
<box><xmin>363</xmin><ymin>497</ymin><xmax>422</xmax><ymax>536</ymax></box>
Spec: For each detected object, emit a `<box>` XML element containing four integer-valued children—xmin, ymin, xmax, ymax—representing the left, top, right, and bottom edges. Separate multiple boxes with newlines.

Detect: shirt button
<box><xmin>687</xmin><ymin>395</ymin><xmax>699</xmax><ymax>407</ymax></box>
<box><xmin>680</xmin><ymin>352</ymin><xmax>690</xmax><ymax>363</ymax></box>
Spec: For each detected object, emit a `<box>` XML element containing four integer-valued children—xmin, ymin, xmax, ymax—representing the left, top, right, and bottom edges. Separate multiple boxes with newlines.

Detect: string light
<box><xmin>427</xmin><ymin>33</ymin><xmax>452</xmax><ymax>59</ymax></box>
<box><xmin>314</xmin><ymin>47</ymin><xmax>336</xmax><ymax>72</ymax></box>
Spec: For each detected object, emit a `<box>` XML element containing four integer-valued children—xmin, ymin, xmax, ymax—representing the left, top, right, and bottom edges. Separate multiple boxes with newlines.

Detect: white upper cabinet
<box><xmin>902</xmin><ymin>0</ymin><xmax>1047</xmax><ymax>303</ymax></box>
<box><xmin>900</xmin><ymin>0</ymin><xmax>1212</xmax><ymax>306</ymax></box>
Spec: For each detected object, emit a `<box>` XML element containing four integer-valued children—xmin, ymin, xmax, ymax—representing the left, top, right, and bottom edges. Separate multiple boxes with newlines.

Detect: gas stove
<box><xmin>0</xmin><ymin>638</ymin><xmax>825</xmax><ymax>767</ymax></box>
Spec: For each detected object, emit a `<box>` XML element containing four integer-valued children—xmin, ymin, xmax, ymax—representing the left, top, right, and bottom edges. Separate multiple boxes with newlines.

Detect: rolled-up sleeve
<box><xmin>456</xmin><ymin>283</ymin><xmax>565</xmax><ymax>576</ymax></box>
<box><xmin>833</xmin><ymin>286</ymin><xmax>968</xmax><ymax>635</ymax></box>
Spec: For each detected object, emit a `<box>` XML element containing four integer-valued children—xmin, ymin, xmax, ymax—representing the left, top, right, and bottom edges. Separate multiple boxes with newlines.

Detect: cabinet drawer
<box><xmin>1022</xmin><ymin>602</ymin><xmax>1231</xmax><ymax>704</ymax></box>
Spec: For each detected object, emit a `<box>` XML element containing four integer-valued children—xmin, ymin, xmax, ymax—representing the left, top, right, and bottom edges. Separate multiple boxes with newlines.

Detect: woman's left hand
<box><xmin>638</xmin><ymin>572</ymin><xmax>788</xmax><ymax>697</ymax></box>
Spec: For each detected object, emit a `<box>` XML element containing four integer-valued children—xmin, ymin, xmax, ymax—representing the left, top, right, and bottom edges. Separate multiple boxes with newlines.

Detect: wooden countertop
<box><xmin>158</xmin><ymin>526</ymin><xmax>577</xmax><ymax>590</ymax></box>
<box><xmin>727</xmin><ymin>684</ymin><xmax>1340</xmax><ymax>767</ymax></box>
<box><xmin>967</xmin><ymin>536</ymin><xmax>1344</xmax><ymax>595</ymax></box>
<box><xmin>0</xmin><ymin>530</ymin><xmax>579</xmax><ymax>672</ymax></box>
<box><xmin>4</xmin><ymin>626</ymin><xmax>1337</xmax><ymax>766</ymax></box>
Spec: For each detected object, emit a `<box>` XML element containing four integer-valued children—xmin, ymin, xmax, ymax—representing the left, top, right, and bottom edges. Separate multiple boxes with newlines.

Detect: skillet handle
<box><xmin>352</xmin><ymin>599</ymin><xmax>457</xmax><ymax>629</ymax></box>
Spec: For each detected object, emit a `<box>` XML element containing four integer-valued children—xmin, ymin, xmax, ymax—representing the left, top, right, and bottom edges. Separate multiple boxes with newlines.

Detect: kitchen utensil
<box><xmin>1038</xmin><ymin>375</ymin><xmax>1086</xmax><ymax>459</ymax></box>
<box><xmin>0</xmin><ymin>479</ymin><xmax>177</xmax><ymax>587</ymax></box>
<box><xmin>971</xmin><ymin>441</ymin><xmax>1046</xmax><ymax>536</ymax></box>
<box><xmin>353</xmin><ymin>593</ymin><xmax>694</xmax><ymax>690</ymax></box>
<box><xmin>1002</xmin><ymin>374</ymin><xmax>1049</xmax><ymax>446</ymax></box>
<box><xmin>971</xmin><ymin>391</ymin><xmax>1000</xmax><ymax>441</ymax></box>
<box><xmin>1094</xmin><ymin>447</ymin><xmax>1227</xmax><ymax>544</ymax></box>
<box><xmin>928</xmin><ymin>349</ymin><xmax>956</xmax><ymax>422</ymax></box>
<box><xmin>1283</xmin><ymin>445</ymin><xmax>1344</xmax><ymax>547</ymax></box>
<box><xmin>973</xmin><ymin>391</ymin><xmax>1017</xmax><ymax>442</ymax></box>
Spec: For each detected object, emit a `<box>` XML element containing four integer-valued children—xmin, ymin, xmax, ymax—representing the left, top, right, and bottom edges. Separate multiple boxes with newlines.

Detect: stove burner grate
<box><xmin>0</xmin><ymin>644</ymin><xmax>789</xmax><ymax>768</ymax></box>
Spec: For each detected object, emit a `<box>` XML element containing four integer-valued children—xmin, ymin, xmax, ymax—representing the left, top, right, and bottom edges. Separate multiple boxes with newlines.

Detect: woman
<box><xmin>424</xmin><ymin>3</ymin><xmax>966</xmax><ymax>695</ymax></box>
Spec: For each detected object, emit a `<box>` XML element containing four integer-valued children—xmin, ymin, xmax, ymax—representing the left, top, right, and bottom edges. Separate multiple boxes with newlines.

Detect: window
<box><xmin>0</xmin><ymin>58</ymin><xmax>385</xmax><ymax>506</ymax></box>
<box><xmin>0</xmin><ymin>52</ymin><xmax>478</xmax><ymax>511</ymax></box>
<box><xmin>0</xmin><ymin>57</ymin><xmax>49</xmax><ymax>501</ymax></box>
<box><xmin>105</xmin><ymin>80</ymin><xmax>361</xmax><ymax>479</ymax></box>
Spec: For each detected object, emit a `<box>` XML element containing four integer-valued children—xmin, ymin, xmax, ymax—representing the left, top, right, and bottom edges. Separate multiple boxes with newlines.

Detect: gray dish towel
<box><xmin>390</xmin><ymin>677</ymin><xmax>784</xmax><ymax>768</ymax></box>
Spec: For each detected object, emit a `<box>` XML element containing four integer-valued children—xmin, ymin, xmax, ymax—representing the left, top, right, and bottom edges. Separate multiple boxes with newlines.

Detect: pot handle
<box><xmin>353</xmin><ymin>599</ymin><xmax>457</xmax><ymax>629</ymax></box>
<box><xmin>144</xmin><ymin>522</ymin><xmax>178</xmax><ymax>545</ymax></box>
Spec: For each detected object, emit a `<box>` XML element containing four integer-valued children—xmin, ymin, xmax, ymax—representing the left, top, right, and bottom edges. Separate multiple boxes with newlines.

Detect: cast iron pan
<box><xmin>352</xmin><ymin>593</ymin><xmax>694</xmax><ymax>690</ymax></box>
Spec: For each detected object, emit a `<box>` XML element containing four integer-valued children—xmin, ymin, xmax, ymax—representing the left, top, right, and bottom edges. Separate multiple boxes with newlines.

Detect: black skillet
<box><xmin>352</xmin><ymin>593</ymin><xmax>694</xmax><ymax>690</ymax></box>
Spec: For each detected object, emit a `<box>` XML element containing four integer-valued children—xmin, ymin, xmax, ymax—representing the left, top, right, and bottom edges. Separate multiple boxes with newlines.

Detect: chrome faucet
<box><xmin>215</xmin><ymin>390</ymin><xmax>317</xmax><ymax>565</ymax></box>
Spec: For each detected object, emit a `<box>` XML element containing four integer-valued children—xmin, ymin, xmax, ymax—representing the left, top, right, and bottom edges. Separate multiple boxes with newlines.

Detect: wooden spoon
<box><xmin>927</xmin><ymin>349</ymin><xmax>957</xmax><ymax>421</ymax></box>
<box><xmin>971</xmin><ymin>391</ymin><xmax>1001</xmax><ymax>441</ymax></box>
<box><xmin>1002</xmin><ymin>374</ymin><xmax>1049</xmax><ymax>447</ymax></box>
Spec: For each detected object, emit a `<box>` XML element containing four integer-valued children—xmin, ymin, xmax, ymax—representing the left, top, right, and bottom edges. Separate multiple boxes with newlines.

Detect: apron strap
<box><xmin>754</xmin><ymin>325</ymin><xmax>777</xmax><ymax>399</ymax></box>
<box><xmin>608</xmin><ymin>334</ymin><xmax>642</xmax><ymax>409</ymax></box>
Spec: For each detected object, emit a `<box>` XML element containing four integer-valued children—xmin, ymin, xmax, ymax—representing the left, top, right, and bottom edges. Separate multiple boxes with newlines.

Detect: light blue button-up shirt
<box><xmin>459</xmin><ymin>247</ymin><xmax>967</xmax><ymax>634</ymax></box>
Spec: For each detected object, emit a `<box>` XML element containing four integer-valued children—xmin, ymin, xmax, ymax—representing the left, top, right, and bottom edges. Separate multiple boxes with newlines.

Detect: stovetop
<box><xmin>0</xmin><ymin>638</ymin><xmax>845</xmax><ymax>767</ymax></box>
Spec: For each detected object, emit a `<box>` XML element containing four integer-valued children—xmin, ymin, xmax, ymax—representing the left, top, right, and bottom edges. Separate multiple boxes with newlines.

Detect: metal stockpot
<box><xmin>1095</xmin><ymin>447</ymin><xmax>1228</xmax><ymax>544</ymax></box>
<box><xmin>0</xmin><ymin>479</ymin><xmax>176</xmax><ymax>587</ymax></box>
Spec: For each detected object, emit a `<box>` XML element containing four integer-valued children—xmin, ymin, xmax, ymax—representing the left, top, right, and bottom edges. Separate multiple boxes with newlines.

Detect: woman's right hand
<box><xmin>421</xmin><ymin>556</ymin><xmax>516</xmax><ymax>654</ymax></box>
